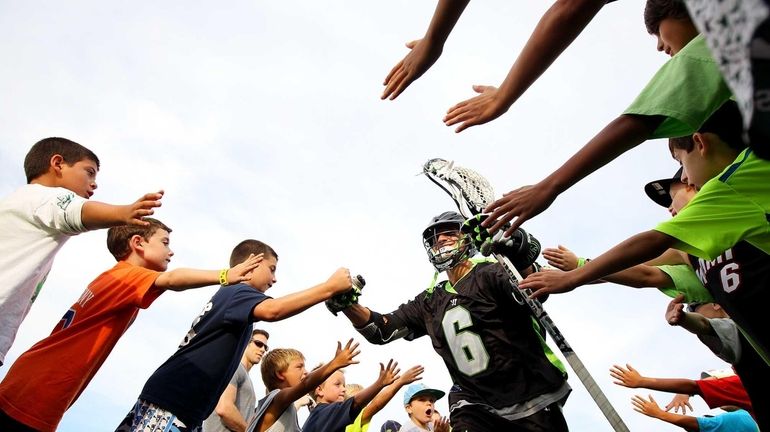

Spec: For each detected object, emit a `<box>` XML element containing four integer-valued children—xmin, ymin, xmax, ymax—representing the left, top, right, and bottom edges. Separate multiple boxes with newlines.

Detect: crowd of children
<box><xmin>1</xmin><ymin>0</ymin><xmax>769</xmax><ymax>430</ymax></box>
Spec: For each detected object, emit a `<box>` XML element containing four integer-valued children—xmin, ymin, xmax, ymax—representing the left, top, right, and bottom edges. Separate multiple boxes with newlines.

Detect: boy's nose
<box><xmin>656</xmin><ymin>35</ymin><xmax>664</xmax><ymax>52</ymax></box>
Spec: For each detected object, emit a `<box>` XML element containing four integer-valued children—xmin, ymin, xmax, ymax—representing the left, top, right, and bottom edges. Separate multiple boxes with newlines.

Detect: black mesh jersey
<box><xmin>387</xmin><ymin>262</ymin><xmax>566</xmax><ymax>409</ymax></box>
<box><xmin>687</xmin><ymin>240</ymin><xmax>770</xmax><ymax>358</ymax></box>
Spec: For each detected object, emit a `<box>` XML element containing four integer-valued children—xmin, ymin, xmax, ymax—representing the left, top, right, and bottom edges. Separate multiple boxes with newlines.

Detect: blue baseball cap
<box><xmin>402</xmin><ymin>383</ymin><xmax>445</xmax><ymax>405</ymax></box>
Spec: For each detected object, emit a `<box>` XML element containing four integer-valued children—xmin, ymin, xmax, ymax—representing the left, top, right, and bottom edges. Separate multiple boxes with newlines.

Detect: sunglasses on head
<box><xmin>252</xmin><ymin>340</ymin><xmax>268</xmax><ymax>350</ymax></box>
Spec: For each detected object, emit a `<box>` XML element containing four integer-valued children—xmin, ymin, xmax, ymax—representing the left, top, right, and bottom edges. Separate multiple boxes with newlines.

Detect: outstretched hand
<box><xmin>665</xmin><ymin>294</ymin><xmax>687</xmax><ymax>326</ymax></box>
<box><xmin>330</xmin><ymin>339</ymin><xmax>361</xmax><ymax>370</ymax></box>
<box><xmin>226</xmin><ymin>253</ymin><xmax>264</xmax><ymax>284</ymax></box>
<box><xmin>444</xmin><ymin>85</ymin><xmax>509</xmax><ymax>133</ymax></box>
<box><xmin>124</xmin><ymin>190</ymin><xmax>165</xmax><ymax>226</ymax></box>
<box><xmin>381</xmin><ymin>39</ymin><xmax>442</xmax><ymax>100</ymax></box>
<box><xmin>482</xmin><ymin>182</ymin><xmax>559</xmax><ymax>236</ymax></box>
<box><xmin>610</xmin><ymin>364</ymin><xmax>644</xmax><ymax>388</ymax></box>
<box><xmin>631</xmin><ymin>394</ymin><xmax>665</xmax><ymax>419</ymax></box>
<box><xmin>327</xmin><ymin>268</ymin><xmax>353</xmax><ymax>295</ymax></box>
<box><xmin>542</xmin><ymin>245</ymin><xmax>578</xmax><ymax>271</ymax></box>
<box><xmin>433</xmin><ymin>416</ymin><xmax>451</xmax><ymax>432</ymax></box>
<box><xmin>518</xmin><ymin>268</ymin><xmax>577</xmax><ymax>299</ymax></box>
<box><xmin>665</xmin><ymin>394</ymin><xmax>693</xmax><ymax>414</ymax></box>
<box><xmin>377</xmin><ymin>359</ymin><xmax>401</xmax><ymax>387</ymax></box>
<box><xmin>396</xmin><ymin>365</ymin><xmax>424</xmax><ymax>387</ymax></box>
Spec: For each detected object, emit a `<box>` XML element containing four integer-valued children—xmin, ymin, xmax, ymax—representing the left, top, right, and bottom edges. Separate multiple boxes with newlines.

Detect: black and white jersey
<box><xmin>381</xmin><ymin>262</ymin><xmax>566</xmax><ymax>409</ymax></box>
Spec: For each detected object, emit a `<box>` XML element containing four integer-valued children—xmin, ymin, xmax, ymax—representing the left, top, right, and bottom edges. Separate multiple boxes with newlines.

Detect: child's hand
<box><xmin>665</xmin><ymin>294</ymin><xmax>686</xmax><ymax>326</ymax></box>
<box><xmin>482</xmin><ymin>182</ymin><xmax>558</xmax><ymax>236</ymax></box>
<box><xmin>542</xmin><ymin>245</ymin><xmax>578</xmax><ymax>271</ymax></box>
<box><xmin>519</xmin><ymin>267</ymin><xmax>579</xmax><ymax>299</ymax></box>
<box><xmin>381</xmin><ymin>38</ymin><xmax>442</xmax><ymax>101</ymax></box>
<box><xmin>664</xmin><ymin>394</ymin><xmax>692</xmax><ymax>414</ymax></box>
<box><xmin>610</xmin><ymin>364</ymin><xmax>644</xmax><ymax>388</ymax></box>
<box><xmin>124</xmin><ymin>191</ymin><xmax>164</xmax><ymax>226</ymax></box>
<box><xmin>432</xmin><ymin>416</ymin><xmax>451</xmax><ymax>432</ymax></box>
<box><xmin>327</xmin><ymin>268</ymin><xmax>353</xmax><ymax>295</ymax></box>
<box><xmin>395</xmin><ymin>365</ymin><xmax>424</xmax><ymax>387</ymax></box>
<box><xmin>444</xmin><ymin>84</ymin><xmax>507</xmax><ymax>133</ymax></box>
<box><xmin>631</xmin><ymin>394</ymin><xmax>666</xmax><ymax>419</ymax></box>
<box><xmin>377</xmin><ymin>359</ymin><xmax>401</xmax><ymax>387</ymax></box>
<box><xmin>330</xmin><ymin>339</ymin><xmax>361</xmax><ymax>370</ymax></box>
<box><xmin>226</xmin><ymin>253</ymin><xmax>263</xmax><ymax>284</ymax></box>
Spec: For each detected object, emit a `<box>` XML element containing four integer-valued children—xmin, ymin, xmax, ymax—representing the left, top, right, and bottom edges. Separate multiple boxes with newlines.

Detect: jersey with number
<box><xmin>687</xmin><ymin>241</ymin><xmax>770</xmax><ymax>361</ymax></box>
<box><xmin>0</xmin><ymin>261</ymin><xmax>162</xmax><ymax>432</ymax></box>
<box><xmin>387</xmin><ymin>262</ymin><xmax>566</xmax><ymax>410</ymax></box>
<box><xmin>0</xmin><ymin>184</ymin><xmax>89</xmax><ymax>364</ymax></box>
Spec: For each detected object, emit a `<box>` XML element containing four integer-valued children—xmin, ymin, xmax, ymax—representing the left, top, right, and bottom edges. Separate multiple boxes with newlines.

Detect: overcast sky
<box><xmin>0</xmin><ymin>1</ymin><xmax>731</xmax><ymax>430</ymax></box>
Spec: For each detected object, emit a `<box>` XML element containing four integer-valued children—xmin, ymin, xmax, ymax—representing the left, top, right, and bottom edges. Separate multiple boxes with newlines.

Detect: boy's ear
<box><xmin>50</xmin><ymin>154</ymin><xmax>65</xmax><ymax>176</ymax></box>
<box><xmin>129</xmin><ymin>234</ymin><xmax>145</xmax><ymax>255</ymax></box>
<box><xmin>692</xmin><ymin>132</ymin><xmax>710</xmax><ymax>156</ymax></box>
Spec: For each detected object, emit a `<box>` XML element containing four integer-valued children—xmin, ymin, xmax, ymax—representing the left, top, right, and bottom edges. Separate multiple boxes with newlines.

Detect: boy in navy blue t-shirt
<box><xmin>116</xmin><ymin>239</ymin><xmax>355</xmax><ymax>432</ymax></box>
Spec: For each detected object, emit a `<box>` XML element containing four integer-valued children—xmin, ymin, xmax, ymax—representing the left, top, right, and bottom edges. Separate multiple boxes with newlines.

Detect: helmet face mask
<box><xmin>422</xmin><ymin>212</ymin><xmax>476</xmax><ymax>272</ymax></box>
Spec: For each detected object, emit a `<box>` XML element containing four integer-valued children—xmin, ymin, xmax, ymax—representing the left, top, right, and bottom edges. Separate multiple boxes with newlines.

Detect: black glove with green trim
<box><xmin>326</xmin><ymin>274</ymin><xmax>366</xmax><ymax>316</ymax></box>
<box><xmin>462</xmin><ymin>214</ymin><xmax>541</xmax><ymax>270</ymax></box>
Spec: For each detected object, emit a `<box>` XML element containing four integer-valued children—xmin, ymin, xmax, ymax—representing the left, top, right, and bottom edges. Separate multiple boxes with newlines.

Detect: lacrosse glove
<box><xmin>325</xmin><ymin>274</ymin><xmax>366</xmax><ymax>316</ymax></box>
<box><xmin>462</xmin><ymin>214</ymin><xmax>542</xmax><ymax>270</ymax></box>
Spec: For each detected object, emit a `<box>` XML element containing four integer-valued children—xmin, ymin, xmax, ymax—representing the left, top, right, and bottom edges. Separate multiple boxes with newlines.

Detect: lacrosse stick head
<box><xmin>422</xmin><ymin>158</ymin><xmax>495</xmax><ymax>217</ymax></box>
<box><xmin>421</xmin><ymin>211</ymin><xmax>477</xmax><ymax>272</ymax></box>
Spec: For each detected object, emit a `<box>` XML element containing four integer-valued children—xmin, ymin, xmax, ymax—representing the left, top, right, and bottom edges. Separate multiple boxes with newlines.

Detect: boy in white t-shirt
<box><xmin>0</xmin><ymin>137</ymin><xmax>163</xmax><ymax>365</ymax></box>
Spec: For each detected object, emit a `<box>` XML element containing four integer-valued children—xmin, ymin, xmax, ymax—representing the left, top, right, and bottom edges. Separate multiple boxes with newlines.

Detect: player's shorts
<box><xmin>115</xmin><ymin>399</ymin><xmax>202</xmax><ymax>432</ymax></box>
<box><xmin>450</xmin><ymin>402</ymin><xmax>568</xmax><ymax>432</ymax></box>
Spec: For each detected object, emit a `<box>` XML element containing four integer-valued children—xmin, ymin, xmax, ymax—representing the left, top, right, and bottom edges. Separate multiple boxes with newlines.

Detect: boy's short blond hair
<box><xmin>261</xmin><ymin>348</ymin><xmax>304</xmax><ymax>391</ymax></box>
<box><xmin>345</xmin><ymin>383</ymin><xmax>363</xmax><ymax>400</ymax></box>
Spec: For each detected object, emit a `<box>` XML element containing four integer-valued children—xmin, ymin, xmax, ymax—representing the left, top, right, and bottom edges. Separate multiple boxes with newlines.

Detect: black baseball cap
<box><xmin>644</xmin><ymin>167</ymin><xmax>684</xmax><ymax>208</ymax></box>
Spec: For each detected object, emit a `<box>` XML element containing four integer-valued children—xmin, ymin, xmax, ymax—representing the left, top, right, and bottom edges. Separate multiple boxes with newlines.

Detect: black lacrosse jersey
<box><xmin>387</xmin><ymin>262</ymin><xmax>566</xmax><ymax>409</ymax></box>
<box><xmin>687</xmin><ymin>240</ymin><xmax>770</xmax><ymax>361</ymax></box>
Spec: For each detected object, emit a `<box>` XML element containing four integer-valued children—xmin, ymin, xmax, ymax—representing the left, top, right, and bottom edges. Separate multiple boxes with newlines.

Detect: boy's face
<box><xmin>406</xmin><ymin>396</ymin><xmax>437</xmax><ymax>425</ymax></box>
<box><xmin>317</xmin><ymin>370</ymin><xmax>346</xmax><ymax>403</ymax></box>
<box><xmin>244</xmin><ymin>333</ymin><xmax>268</xmax><ymax>365</ymax></box>
<box><xmin>282</xmin><ymin>358</ymin><xmax>307</xmax><ymax>388</ymax></box>
<box><xmin>667</xmin><ymin>182</ymin><xmax>696</xmax><ymax>216</ymax></box>
<box><xmin>656</xmin><ymin>18</ymin><xmax>699</xmax><ymax>57</ymax></box>
<box><xmin>138</xmin><ymin>229</ymin><xmax>173</xmax><ymax>271</ymax></box>
<box><xmin>248</xmin><ymin>255</ymin><xmax>277</xmax><ymax>292</ymax></box>
<box><xmin>59</xmin><ymin>158</ymin><xmax>98</xmax><ymax>199</ymax></box>
<box><xmin>672</xmin><ymin>146</ymin><xmax>711</xmax><ymax>190</ymax></box>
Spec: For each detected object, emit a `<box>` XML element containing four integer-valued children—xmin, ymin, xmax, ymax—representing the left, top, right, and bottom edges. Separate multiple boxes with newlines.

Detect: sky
<box><xmin>0</xmin><ymin>1</ymin><xmax>732</xmax><ymax>430</ymax></box>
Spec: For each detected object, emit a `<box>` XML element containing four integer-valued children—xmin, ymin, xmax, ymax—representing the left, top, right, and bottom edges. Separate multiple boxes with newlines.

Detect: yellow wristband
<box><xmin>219</xmin><ymin>268</ymin><xmax>229</xmax><ymax>285</ymax></box>
<box><xmin>577</xmin><ymin>258</ymin><xmax>591</xmax><ymax>268</ymax></box>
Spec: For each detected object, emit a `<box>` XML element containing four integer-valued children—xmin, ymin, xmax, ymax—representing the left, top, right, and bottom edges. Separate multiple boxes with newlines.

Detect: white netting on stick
<box><xmin>423</xmin><ymin>158</ymin><xmax>495</xmax><ymax>210</ymax></box>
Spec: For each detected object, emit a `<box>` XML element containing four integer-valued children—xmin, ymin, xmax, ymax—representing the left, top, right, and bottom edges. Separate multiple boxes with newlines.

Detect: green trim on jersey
<box><xmin>425</xmin><ymin>257</ymin><xmax>497</xmax><ymax>294</ymax></box>
<box><xmin>655</xmin><ymin>148</ymin><xmax>770</xmax><ymax>259</ymax></box>
<box><xmin>656</xmin><ymin>264</ymin><xmax>714</xmax><ymax>302</ymax></box>
<box><xmin>530</xmin><ymin>317</ymin><xmax>568</xmax><ymax>377</ymax></box>
<box><xmin>624</xmin><ymin>34</ymin><xmax>732</xmax><ymax>139</ymax></box>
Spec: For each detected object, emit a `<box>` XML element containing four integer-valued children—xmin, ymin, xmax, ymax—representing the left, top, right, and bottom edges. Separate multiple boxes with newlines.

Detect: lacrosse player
<box><xmin>329</xmin><ymin>211</ymin><xmax>570</xmax><ymax>431</ymax></box>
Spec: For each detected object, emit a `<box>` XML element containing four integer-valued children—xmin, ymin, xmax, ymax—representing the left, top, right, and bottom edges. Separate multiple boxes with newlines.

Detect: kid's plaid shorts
<box><xmin>114</xmin><ymin>399</ymin><xmax>201</xmax><ymax>432</ymax></box>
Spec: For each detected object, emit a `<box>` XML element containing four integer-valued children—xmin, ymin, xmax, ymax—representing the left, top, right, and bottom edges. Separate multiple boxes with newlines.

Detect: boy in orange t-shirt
<box><xmin>0</xmin><ymin>218</ymin><xmax>261</xmax><ymax>432</ymax></box>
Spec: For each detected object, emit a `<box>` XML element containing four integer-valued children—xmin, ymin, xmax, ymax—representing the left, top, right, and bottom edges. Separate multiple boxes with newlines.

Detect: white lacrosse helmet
<box><xmin>421</xmin><ymin>211</ymin><xmax>476</xmax><ymax>272</ymax></box>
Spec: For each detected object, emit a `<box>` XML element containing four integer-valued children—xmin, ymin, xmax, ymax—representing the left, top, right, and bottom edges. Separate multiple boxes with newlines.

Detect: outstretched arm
<box><xmin>632</xmin><ymin>395</ymin><xmax>700</xmax><ymax>431</ymax></box>
<box><xmin>352</xmin><ymin>360</ymin><xmax>400</xmax><ymax>412</ymax></box>
<box><xmin>361</xmin><ymin>365</ymin><xmax>424</xmax><ymax>424</ymax></box>
<box><xmin>665</xmin><ymin>294</ymin><xmax>715</xmax><ymax>336</ymax></box>
<box><xmin>444</xmin><ymin>0</ymin><xmax>606</xmax><ymax>132</ymax></box>
<box><xmin>381</xmin><ymin>0</ymin><xmax>470</xmax><ymax>100</ymax></box>
<box><xmin>342</xmin><ymin>305</ymin><xmax>413</xmax><ymax>345</ymax></box>
<box><xmin>81</xmin><ymin>191</ymin><xmax>164</xmax><ymax>229</ymax></box>
<box><xmin>155</xmin><ymin>254</ymin><xmax>262</xmax><ymax>292</ymax></box>
<box><xmin>483</xmin><ymin>114</ymin><xmax>663</xmax><ymax>235</ymax></box>
<box><xmin>253</xmin><ymin>268</ymin><xmax>352</xmax><ymax>321</ymax></box>
<box><xmin>521</xmin><ymin>229</ymin><xmax>676</xmax><ymax>298</ymax></box>
<box><xmin>610</xmin><ymin>364</ymin><xmax>700</xmax><ymax>395</ymax></box>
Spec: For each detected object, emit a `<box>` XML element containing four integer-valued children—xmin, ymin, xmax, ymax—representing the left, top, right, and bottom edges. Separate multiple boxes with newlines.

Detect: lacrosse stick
<box><xmin>423</xmin><ymin>158</ymin><xmax>630</xmax><ymax>432</ymax></box>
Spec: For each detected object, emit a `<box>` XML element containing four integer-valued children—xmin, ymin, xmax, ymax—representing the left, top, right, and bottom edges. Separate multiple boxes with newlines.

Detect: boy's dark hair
<box><xmin>253</xmin><ymin>328</ymin><xmax>270</xmax><ymax>339</ymax></box>
<box><xmin>669</xmin><ymin>101</ymin><xmax>746</xmax><ymax>154</ymax></box>
<box><xmin>24</xmin><ymin>137</ymin><xmax>100</xmax><ymax>183</ymax></box>
<box><xmin>107</xmin><ymin>218</ymin><xmax>172</xmax><ymax>261</ymax></box>
<box><xmin>644</xmin><ymin>0</ymin><xmax>691</xmax><ymax>35</ymax></box>
<box><xmin>230</xmin><ymin>239</ymin><xmax>278</xmax><ymax>267</ymax></box>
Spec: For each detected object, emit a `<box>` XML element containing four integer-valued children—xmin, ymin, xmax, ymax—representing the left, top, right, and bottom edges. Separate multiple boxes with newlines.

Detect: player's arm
<box><xmin>214</xmin><ymin>384</ymin><xmax>248</xmax><ymax>432</ymax></box>
<box><xmin>154</xmin><ymin>254</ymin><xmax>262</xmax><ymax>292</ymax></box>
<box><xmin>381</xmin><ymin>0</ymin><xmax>470</xmax><ymax>100</ymax></box>
<box><xmin>342</xmin><ymin>305</ymin><xmax>414</xmax><ymax>345</ymax></box>
<box><xmin>253</xmin><ymin>268</ymin><xmax>352</xmax><ymax>321</ymax></box>
<box><xmin>81</xmin><ymin>191</ymin><xmax>164</xmax><ymax>229</ymax></box>
<box><xmin>522</xmin><ymin>229</ymin><xmax>676</xmax><ymax>298</ymax></box>
<box><xmin>483</xmin><ymin>114</ymin><xmax>664</xmax><ymax>235</ymax></box>
<box><xmin>444</xmin><ymin>0</ymin><xmax>606</xmax><ymax>132</ymax></box>
<box><xmin>631</xmin><ymin>395</ymin><xmax>700</xmax><ymax>430</ymax></box>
